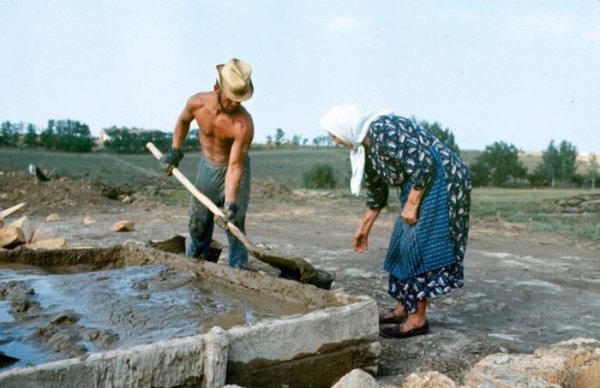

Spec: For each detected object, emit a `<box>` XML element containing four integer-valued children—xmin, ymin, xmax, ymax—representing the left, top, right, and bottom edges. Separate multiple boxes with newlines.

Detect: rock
<box><xmin>83</xmin><ymin>216</ymin><xmax>96</xmax><ymax>225</ymax></box>
<box><xmin>464</xmin><ymin>337</ymin><xmax>600</xmax><ymax>388</ymax></box>
<box><xmin>0</xmin><ymin>226</ymin><xmax>26</xmax><ymax>249</ymax></box>
<box><xmin>113</xmin><ymin>220</ymin><xmax>134</xmax><ymax>232</ymax></box>
<box><xmin>24</xmin><ymin>238</ymin><xmax>66</xmax><ymax>250</ymax></box>
<box><xmin>402</xmin><ymin>371</ymin><xmax>456</xmax><ymax>388</ymax></box>
<box><xmin>534</xmin><ymin>338</ymin><xmax>600</xmax><ymax>388</ymax></box>
<box><xmin>9</xmin><ymin>216</ymin><xmax>33</xmax><ymax>242</ymax></box>
<box><xmin>30</xmin><ymin>226</ymin><xmax>54</xmax><ymax>243</ymax></box>
<box><xmin>332</xmin><ymin>368</ymin><xmax>380</xmax><ymax>388</ymax></box>
<box><xmin>46</xmin><ymin>213</ymin><xmax>60</xmax><ymax>222</ymax></box>
<box><xmin>121</xmin><ymin>195</ymin><xmax>133</xmax><ymax>204</ymax></box>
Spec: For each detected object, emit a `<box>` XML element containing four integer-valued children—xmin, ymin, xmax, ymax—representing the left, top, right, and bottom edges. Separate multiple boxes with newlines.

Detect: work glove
<box><xmin>214</xmin><ymin>202</ymin><xmax>238</xmax><ymax>230</ymax></box>
<box><xmin>159</xmin><ymin>148</ymin><xmax>184</xmax><ymax>175</ymax></box>
<box><xmin>222</xmin><ymin>201</ymin><xmax>238</xmax><ymax>222</ymax></box>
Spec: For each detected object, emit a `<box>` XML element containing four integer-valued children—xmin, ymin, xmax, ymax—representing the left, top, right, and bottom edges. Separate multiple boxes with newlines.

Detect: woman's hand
<box><xmin>353</xmin><ymin>208</ymin><xmax>381</xmax><ymax>253</ymax></box>
<box><xmin>401</xmin><ymin>203</ymin><xmax>418</xmax><ymax>224</ymax></box>
<box><xmin>402</xmin><ymin>188</ymin><xmax>424</xmax><ymax>224</ymax></box>
<box><xmin>353</xmin><ymin>227</ymin><xmax>370</xmax><ymax>253</ymax></box>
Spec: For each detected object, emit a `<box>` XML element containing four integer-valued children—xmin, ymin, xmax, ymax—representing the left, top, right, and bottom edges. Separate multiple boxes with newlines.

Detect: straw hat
<box><xmin>216</xmin><ymin>58</ymin><xmax>254</xmax><ymax>102</ymax></box>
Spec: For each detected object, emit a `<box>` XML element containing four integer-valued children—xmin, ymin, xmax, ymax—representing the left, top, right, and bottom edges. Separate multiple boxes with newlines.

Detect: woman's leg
<box><xmin>401</xmin><ymin>300</ymin><xmax>427</xmax><ymax>331</ymax></box>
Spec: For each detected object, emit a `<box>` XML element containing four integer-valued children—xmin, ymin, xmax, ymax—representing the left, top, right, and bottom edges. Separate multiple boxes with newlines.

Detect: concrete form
<box><xmin>0</xmin><ymin>244</ymin><xmax>379</xmax><ymax>387</ymax></box>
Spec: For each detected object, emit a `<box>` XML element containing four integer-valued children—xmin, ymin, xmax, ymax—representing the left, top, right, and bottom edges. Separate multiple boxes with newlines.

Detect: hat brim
<box><xmin>216</xmin><ymin>64</ymin><xmax>254</xmax><ymax>102</ymax></box>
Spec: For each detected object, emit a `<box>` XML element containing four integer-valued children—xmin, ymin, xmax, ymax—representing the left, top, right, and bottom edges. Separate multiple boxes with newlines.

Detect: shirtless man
<box><xmin>160</xmin><ymin>58</ymin><xmax>254</xmax><ymax>269</ymax></box>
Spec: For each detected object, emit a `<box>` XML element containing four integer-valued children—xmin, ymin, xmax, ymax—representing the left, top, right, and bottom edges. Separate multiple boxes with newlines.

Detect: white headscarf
<box><xmin>319</xmin><ymin>104</ymin><xmax>393</xmax><ymax>196</ymax></box>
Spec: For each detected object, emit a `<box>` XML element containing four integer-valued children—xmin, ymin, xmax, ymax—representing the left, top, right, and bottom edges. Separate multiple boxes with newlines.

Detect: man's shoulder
<box><xmin>238</xmin><ymin>105</ymin><xmax>253</xmax><ymax>120</ymax></box>
<box><xmin>187</xmin><ymin>91</ymin><xmax>214</xmax><ymax>110</ymax></box>
<box><xmin>233</xmin><ymin>107</ymin><xmax>254</xmax><ymax>133</ymax></box>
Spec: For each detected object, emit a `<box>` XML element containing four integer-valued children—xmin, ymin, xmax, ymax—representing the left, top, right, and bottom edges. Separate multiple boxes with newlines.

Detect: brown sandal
<box><xmin>378</xmin><ymin>308</ymin><xmax>407</xmax><ymax>324</ymax></box>
<box><xmin>379</xmin><ymin>321</ymin><xmax>429</xmax><ymax>338</ymax></box>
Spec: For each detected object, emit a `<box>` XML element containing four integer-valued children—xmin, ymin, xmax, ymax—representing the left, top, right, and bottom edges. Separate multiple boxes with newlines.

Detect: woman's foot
<box><xmin>379</xmin><ymin>320</ymin><xmax>429</xmax><ymax>339</ymax></box>
<box><xmin>378</xmin><ymin>308</ymin><xmax>407</xmax><ymax>324</ymax></box>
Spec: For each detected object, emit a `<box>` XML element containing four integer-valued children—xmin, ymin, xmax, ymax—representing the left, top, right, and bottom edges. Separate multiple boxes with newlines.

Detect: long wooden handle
<box><xmin>146</xmin><ymin>142</ymin><xmax>225</xmax><ymax>217</ymax></box>
<box><xmin>145</xmin><ymin>142</ymin><xmax>256</xmax><ymax>250</ymax></box>
<box><xmin>145</xmin><ymin>142</ymin><xmax>329</xmax><ymax>288</ymax></box>
<box><xmin>0</xmin><ymin>202</ymin><xmax>27</xmax><ymax>219</ymax></box>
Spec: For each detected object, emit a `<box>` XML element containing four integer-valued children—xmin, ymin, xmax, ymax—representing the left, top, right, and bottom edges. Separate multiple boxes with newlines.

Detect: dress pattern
<box><xmin>364</xmin><ymin>115</ymin><xmax>472</xmax><ymax>313</ymax></box>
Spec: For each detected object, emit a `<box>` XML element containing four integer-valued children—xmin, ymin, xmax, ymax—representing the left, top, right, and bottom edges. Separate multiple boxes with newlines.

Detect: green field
<box><xmin>1</xmin><ymin>147</ymin><xmax>598</xmax><ymax>242</ymax></box>
<box><xmin>0</xmin><ymin>147</ymin><xmax>351</xmax><ymax>189</ymax></box>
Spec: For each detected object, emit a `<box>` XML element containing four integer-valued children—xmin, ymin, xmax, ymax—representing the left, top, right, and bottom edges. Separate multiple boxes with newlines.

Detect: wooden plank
<box><xmin>0</xmin><ymin>202</ymin><xmax>27</xmax><ymax>219</ymax></box>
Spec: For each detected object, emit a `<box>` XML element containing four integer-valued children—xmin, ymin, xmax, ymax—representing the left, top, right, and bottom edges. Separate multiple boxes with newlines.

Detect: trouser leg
<box><xmin>226</xmin><ymin>158</ymin><xmax>251</xmax><ymax>269</ymax></box>
<box><xmin>186</xmin><ymin>157</ymin><xmax>224</xmax><ymax>260</ymax></box>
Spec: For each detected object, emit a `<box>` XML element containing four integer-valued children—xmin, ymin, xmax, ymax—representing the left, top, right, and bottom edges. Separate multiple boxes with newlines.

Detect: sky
<box><xmin>1</xmin><ymin>1</ymin><xmax>599</xmax><ymax>153</ymax></box>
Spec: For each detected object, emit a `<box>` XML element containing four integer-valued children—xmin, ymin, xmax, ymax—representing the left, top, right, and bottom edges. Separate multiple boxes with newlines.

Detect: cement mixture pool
<box><xmin>0</xmin><ymin>262</ymin><xmax>312</xmax><ymax>371</ymax></box>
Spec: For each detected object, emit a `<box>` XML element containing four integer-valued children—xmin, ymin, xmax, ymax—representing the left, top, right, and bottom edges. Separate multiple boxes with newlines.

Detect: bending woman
<box><xmin>320</xmin><ymin>104</ymin><xmax>472</xmax><ymax>339</ymax></box>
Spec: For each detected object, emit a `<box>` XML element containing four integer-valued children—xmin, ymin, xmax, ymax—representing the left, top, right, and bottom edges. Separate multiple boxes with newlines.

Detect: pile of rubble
<box><xmin>556</xmin><ymin>193</ymin><xmax>600</xmax><ymax>214</ymax></box>
<box><xmin>334</xmin><ymin>338</ymin><xmax>600</xmax><ymax>387</ymax></box>
<box><xmin>0</xmin><ymin>171</ymin><xmax>134</xmax><ymax>212</ymax></box>
<box><xmin>0</xmin><ymin>203</ymin><xmax>66</xmax><ymax>251</ymax></box>
<box><xmin>0</xmin><ymin>202</ymin><xmax>135</xmax><ymax>251</ymax></box>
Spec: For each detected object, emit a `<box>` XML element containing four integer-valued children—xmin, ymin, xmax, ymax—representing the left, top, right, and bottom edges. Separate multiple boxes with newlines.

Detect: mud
<box><xmin>0</xmin><ymin>260</ymin><xmax>311</xmax><ymax>370</ymax></box>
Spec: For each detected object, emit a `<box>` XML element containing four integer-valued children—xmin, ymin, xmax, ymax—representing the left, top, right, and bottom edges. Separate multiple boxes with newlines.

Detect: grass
<box><xmin>2</xmin><ymin>147</ymin><xmax>598</xmax><ymax>242</ymax></box>
<box><xmin>472</xmin><ymin>188</ymin><xmax>600</xmax><ymax>241</ymax></box>
<box><xmin>0</xmin><ymin>147</ymin><xmax>351</xmax><ymax>189</ymax></box>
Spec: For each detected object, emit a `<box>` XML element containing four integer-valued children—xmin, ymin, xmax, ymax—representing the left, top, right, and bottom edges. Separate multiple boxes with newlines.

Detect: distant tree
<box><xmin>1</xmin><ymin>121</ymin><xmax>14</xmax><ymax>146</ymax></box>
<box><xmin>470</xmin><ymin>141</ymin><xmax>527</xmax><ymax>186</ymax></box>
<box><xmin>266</xmin><ymin>135</ymin><xmax>273</xmax><ymax>146</ymax></box>
<box><xmin>302</xmin><ymin>138</ymin><xmax>308</xmax><ymax>146</ymax></box>
<box><xmin>588</xmin><ymin>153</ymin><xmax>598</xmax><ymax>190</ymax></box>
<box><xmin>291</xmin><ymin>134</ymin><xmax>301</xmax><ymax>146</ymax></box>
<box><xmin>312</xmin><ymin>135</ymin><xmax>333</xmax><ymax>147</ymax></box>
<box><xmin>0</xmin><ymin>121</ymin><xmax>23</xmax><ymax>146</ymax></box>
<box><xmin>538</xmin><ymin>140</ymin><xmax>578</xmax><ymax>187</ymax></box>
<box><xmin>104</xmin><ymin>127</ymin><xmax>168</xmax><ymax>153</ymax></box>
<box><xmin>23</xmin><ymin>124</ymin><xmax>38</xmax><ymax>147</ymax></box>
<box><xmin>274</xmin><ymin>128</ymin><xmax>285</xmax><ymax>147</ymax></box>
<box><xmin>526</xmin><ymin>164</ymin><xmax>548</xmax><ymax>187</ymax></box>
<box><xmin>52</xmin><ymin>120</ymin><xmax>94</xmax><ymax>152</ymax></box>
<box><xmin>419</xmin><ymin>120</ymin><xmax>461</xmax><ymax>155</ymax></box>
<box><xmin>103</xmin><ymin>127</ymin><xmax>133</xmax><ymax>152</ymax></box>
<box><xmin>137</xmin><ymin>130</ymin><xmax>170</xmax><ymax>152</ymax></box>
<box><xmin>40</xmin><ymin>120</ymin><xmax>57</xmax><ymax>149</ymax></box>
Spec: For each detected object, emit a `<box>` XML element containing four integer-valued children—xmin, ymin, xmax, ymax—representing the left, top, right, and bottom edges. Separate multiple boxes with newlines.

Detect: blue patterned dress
<box><xmin>364</xmin><ymin>115</ymin><xmax>472</xmax><ymax>313</ymax></box>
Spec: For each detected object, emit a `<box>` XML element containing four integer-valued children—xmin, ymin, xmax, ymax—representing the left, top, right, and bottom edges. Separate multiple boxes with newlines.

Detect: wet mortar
<box><xmin>0</xmin><ymin>261</ymin><xmax>312</xmax><ymax>371</ymax></box>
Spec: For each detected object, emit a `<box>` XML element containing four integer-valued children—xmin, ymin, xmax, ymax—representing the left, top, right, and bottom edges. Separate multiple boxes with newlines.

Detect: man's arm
<box><xmin>224</xmin><ymin>118</ymin><xmax>253</xmax><ymax>206</ymax></box>
<box><xmin>171</xmin><ymin>96</ymin><xmax>198</xmax><ymax>149</ymax></box>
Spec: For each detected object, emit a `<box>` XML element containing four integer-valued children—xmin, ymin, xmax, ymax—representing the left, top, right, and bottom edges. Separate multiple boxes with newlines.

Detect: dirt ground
<box><xmin>1</xmin><ymin>171</ymin><xmax>599</xmax><ymax>386</ymax></box>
